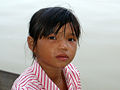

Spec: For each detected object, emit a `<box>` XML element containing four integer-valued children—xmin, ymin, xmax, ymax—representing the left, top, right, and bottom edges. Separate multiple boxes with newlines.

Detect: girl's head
<box><xmin>28</xmin><ymin>7</ymin><xmax>81</xmax><ymax>61</ymax></box>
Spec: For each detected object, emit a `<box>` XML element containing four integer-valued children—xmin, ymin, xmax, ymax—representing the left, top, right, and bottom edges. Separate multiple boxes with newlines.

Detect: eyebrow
<box><xmin>66</xmin><ymin>33</ymin><xmax>76</xmax><ymax>37</ymax></box>
<box><xmin>54</xmin><ymin>32</ymin><xmax>75</xmax><ymax>36</ymax></box>
<box><xmin>71</xmin><ymin>33</ymin><xmax>75</xmax><ymax>36</ymax></box>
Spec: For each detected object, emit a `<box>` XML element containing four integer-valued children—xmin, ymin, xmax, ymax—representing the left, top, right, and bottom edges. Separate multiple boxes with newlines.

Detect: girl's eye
<box><xmin>68</xmin><ymin>38</ymin><xmax>76</xmax><ymax>42</ymax></box>
<box><xmin>48</xmin><ymin>36</ymin><xmax>56</xmax><ymax>40</ymax></box>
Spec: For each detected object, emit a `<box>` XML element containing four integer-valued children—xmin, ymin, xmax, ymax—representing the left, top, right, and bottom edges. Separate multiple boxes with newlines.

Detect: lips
<box><xmin>56</xmin><ymin>54</ymin><xmax>69</xmax><ymax>61</ymax></box>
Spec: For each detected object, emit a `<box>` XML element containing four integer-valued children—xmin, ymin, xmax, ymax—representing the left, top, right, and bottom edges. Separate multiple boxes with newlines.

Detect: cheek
<box><xmin>36</xmin><ymin>44</ymin><xmax>55</xmax><ymax>57</ymax></box>
<box><xmin>69</xmin><ymin>43</ymin><xmax>77</xmax><ymax>55</ymax></box>
<box><xmin>72</xmin><ymin>46</ymin><xmax>77</xmax><ymax>54</ymax></box>
<box><xmin>69</xmin><ymin>42</ymin><xmax>77</xmax><ymax>50</ymax></box>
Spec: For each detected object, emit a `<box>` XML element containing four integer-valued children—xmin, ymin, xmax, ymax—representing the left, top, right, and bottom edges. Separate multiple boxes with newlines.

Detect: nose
<box><xmin>58</xmin><ymin>39</ymin><xmax>68</xmax><ymax>51</ymax></box>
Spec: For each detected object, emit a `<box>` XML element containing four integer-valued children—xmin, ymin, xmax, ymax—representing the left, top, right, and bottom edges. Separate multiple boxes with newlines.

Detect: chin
<box><xmin>56</xmin><ymin>63</ymin><xmax>69</xmax><ymax>69</ymax></box>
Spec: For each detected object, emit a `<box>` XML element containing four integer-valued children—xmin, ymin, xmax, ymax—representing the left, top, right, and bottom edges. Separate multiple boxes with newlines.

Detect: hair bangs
<box><xmin>39</xmin><ymin>8</ymin><xmax>79</xmax><ymax>38</ymax></box>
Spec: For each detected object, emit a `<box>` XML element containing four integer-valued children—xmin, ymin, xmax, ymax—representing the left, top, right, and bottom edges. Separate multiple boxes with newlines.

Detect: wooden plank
<box><xmin>0</xmin><ymin>70</ymin><xmax>19</xmax><ymax>90</ymax></box>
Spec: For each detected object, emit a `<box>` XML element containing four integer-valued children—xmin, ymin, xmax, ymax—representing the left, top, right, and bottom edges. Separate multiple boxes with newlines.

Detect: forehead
<box><xmin>56</xmin><ymin>23</ymin><xmax>75</xmax><ymax>35</ymax></box>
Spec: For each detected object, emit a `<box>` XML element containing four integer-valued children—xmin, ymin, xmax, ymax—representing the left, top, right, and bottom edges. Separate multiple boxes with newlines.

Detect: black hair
<box><xmin>29</xmin><ymin>7</ymin><xmax>81</xmax><ymax>59</ymax></box>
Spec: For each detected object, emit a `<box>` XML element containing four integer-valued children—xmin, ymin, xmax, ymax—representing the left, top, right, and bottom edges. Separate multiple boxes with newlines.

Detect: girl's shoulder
<box><xmin>64</xmin><ymin>63</ymin><xmax>81</xmax><ymax>89</ymax></box>
<box><xmin>65</xmin><ymin>63</ymin><xmax>80</xmax><ymax>75</ymax></box>
<box><xmin>11</xmin><ymin>65</ymin><xmax>41</xmax><ymax>89</ymax></box>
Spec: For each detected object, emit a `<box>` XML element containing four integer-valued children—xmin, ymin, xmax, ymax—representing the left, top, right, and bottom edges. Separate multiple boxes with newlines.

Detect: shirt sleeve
<box><xmin>11</xmin><ymin>85</ymin><xmax>24</xmax><ymax>90</ymax></box>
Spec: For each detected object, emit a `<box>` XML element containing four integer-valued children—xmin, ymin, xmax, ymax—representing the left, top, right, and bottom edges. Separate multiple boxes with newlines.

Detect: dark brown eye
<box><xmin>68</xmin><ymin>38</ymin><xmax>76</xmax><ymax>42</ymax></box>
<box><xmin>48</xmin><ymin>36</ymin><xmax>56</xmax><ymax>40</ymax></box>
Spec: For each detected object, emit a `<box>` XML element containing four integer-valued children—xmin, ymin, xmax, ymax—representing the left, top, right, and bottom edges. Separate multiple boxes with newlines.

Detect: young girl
<box><xmin>12</xmin><ymin>7</ymin><xmax>81</xmax><ymax>90</ymax></box>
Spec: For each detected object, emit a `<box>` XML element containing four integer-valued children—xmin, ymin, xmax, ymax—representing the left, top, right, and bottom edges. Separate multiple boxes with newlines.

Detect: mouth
<box><xmin>56</xmin><ymin>54</ymin><xmax>69</xmax><ymax>61</ymax></box>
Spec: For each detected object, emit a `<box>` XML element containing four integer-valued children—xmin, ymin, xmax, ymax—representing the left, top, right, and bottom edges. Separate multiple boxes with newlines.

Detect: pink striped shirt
<box><xmin>11</xmin><ymin>60</ymin><xmax>81</xmax><ymax>90</ymax></box>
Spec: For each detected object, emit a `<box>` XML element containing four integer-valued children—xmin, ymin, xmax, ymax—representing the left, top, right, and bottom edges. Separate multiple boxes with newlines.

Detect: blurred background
<box><xmin>0</xmin><ymin>0</ymin><xmax>120</xmax><ymax>90</ymax></box>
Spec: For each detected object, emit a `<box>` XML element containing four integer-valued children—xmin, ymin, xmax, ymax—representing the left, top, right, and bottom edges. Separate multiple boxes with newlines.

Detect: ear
<box><xmin>27</xmin><ymin>36</ymin><xmax>34</xmax><ymax>52</ymax></box>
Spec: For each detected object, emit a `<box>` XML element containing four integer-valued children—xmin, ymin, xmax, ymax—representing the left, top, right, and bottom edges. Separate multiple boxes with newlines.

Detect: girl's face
<box><xmin>34</xmin><ymin>23</ymin><xmax>77</xmax><ymax>69</ymax></box>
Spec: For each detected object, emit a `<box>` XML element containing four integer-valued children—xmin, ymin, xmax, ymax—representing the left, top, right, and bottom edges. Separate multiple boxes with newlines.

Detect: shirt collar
<box><xmin>32</xmin><ymin>60</ymin><xmax>59</xmax><ymax>89</ymax></box>
<box><xmin>32</xmin><ymin>60</ymin><xmax>77</xmax><ymax>89</ymax></box>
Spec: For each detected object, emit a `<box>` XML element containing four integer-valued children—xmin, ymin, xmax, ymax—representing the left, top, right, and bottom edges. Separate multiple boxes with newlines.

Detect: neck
<box><xmin>45</xmin><ymin>67</ymin><xmax>63</xmax><ymax>83</ymax></box>
<box><xmin>37</xmin><ymin>61</ymin><xmax>63</xmax><ymax>83</ymax></box>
